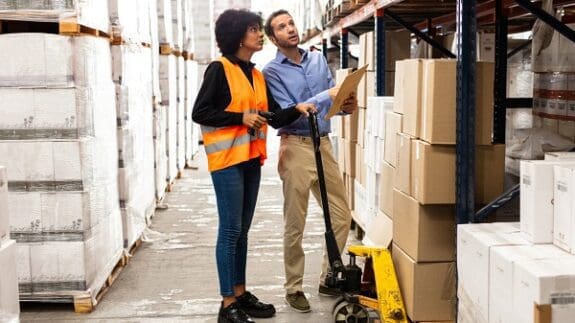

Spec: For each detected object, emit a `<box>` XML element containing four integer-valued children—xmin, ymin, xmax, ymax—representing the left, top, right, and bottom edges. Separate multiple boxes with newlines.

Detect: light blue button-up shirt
<box><xmin>263</xmin><ymin>48</ymin><xmax>335</xmax><ymax>136</ymax></box>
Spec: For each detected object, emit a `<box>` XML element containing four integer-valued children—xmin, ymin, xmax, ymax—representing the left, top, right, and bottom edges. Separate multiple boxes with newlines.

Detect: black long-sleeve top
<box><xmin>192</xmin><ymin>54</ymin><xmax>301</xmax><ymax>129</ymax></box>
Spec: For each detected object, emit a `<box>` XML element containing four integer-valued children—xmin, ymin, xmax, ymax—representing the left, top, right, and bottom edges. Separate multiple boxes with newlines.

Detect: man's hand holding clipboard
<box><xmin>325</xmin><ymin>64</ymin><xmax>369</xmax><ymax>120</ymax></box>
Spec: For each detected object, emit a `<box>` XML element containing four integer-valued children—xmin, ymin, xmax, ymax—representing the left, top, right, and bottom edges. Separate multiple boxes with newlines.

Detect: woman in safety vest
<box><xmin>192</xmin><ymin>9</ymin><xmax>315</xmax><ymax>323</ymax></box>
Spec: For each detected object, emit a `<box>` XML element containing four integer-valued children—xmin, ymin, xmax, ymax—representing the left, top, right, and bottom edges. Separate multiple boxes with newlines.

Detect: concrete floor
<box><xmin>20</xmin><ymin>134</ymin><xmax>356</xmax><ymax>322</ymax></box>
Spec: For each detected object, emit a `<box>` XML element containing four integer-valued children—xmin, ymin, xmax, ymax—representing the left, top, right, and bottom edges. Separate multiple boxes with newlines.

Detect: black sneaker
<box><xmin>218</xmin><ymin>302</ymin><xmax>254</xmax><ymax>323</ymax></box>
<box><xmin>237</xmin><ymin>291</ymin><xmax>276</xmax><ymax>318</ymax></box>
<box><xmin>318</xmin><ymin>284</ymin><xmax>343</xmax><ymax>297</ymax></box>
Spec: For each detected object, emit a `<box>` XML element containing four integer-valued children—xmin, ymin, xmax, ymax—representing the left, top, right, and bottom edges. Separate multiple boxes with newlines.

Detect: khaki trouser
<box><xmin>278</xmin><ymin>135</ymin><xmax>352</xmax><ymax>294</ymax></box>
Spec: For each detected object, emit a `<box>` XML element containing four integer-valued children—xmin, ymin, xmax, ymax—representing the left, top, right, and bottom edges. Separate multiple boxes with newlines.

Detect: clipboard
<box><xmin>324</xmin><ymin>64</ymin><xmax>369</xmax><ymax>120</ymax></box>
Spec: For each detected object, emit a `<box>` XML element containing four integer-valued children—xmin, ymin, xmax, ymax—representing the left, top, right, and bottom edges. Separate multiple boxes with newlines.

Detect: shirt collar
<box><xmin>275</xmin><ymin>48</ymin><xmax>307</xmax><ymax>65</ymax></box>
<box><xmin>224</xmin><ymin>54</ymin><xmax>255</xmax><ymax>69</ymax></box>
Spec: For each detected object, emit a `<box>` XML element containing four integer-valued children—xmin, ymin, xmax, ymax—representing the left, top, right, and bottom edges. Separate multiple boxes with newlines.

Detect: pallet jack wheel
<box><xmin>332</xmin><ymin>297</ymin><xmax>380</xmax><ymax>323</ymax></box>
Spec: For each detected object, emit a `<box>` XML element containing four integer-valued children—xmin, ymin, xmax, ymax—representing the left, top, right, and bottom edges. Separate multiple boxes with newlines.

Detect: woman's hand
<box><xmin>243</xmin><ymin>112</ymin><xmax>267</xmax><ymax>130</ymax></box>
<box><xmin>295</xmin><ymin>103</ymin><xmax>317</xmax><ymax>117</ymax></box>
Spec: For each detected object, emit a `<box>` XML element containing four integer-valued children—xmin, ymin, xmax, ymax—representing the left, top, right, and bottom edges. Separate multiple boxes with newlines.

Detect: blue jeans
<box><xmin>210</xmin><ymin>158</ymin><xmax>261</xmax><ymax>297</ymax></box>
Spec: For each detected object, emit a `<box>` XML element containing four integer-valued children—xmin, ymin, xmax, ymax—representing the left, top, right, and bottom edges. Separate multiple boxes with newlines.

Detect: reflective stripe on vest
<box><xmin>201</xmin><ymin>57</ymin><xmax>269</xmax><ymax>172</ymax></box>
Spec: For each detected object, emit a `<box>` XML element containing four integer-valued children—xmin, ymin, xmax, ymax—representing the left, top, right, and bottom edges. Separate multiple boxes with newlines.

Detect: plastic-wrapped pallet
<box><xmin>185</xmin><ymin>60</ymin><xmax>199</xmax><ymax>163</ymax></box>
<box><xmin>191</xmin><ymin>0</ymin><xmax>211</xmax><ymax>63</ymax></box>
<box><xmin>0</xmin><ymin>33</ymin><xmax>123</xmax><ymax>303</ymax></box>
<box><xmin>176</xmin><ymin>56</ymin><xmax>186</xmax><ymax>173</ymax></box>
<box><xmin>181</xmin><ymin>0</ymin><xmax>194</xmax><ymax>56</ymax></box>
<box><xmin>111</xmin><ymin>42</ymin><xmax>156</xmax><ymax>249</ymax></box>
<box><xmin>0</xmin><ymin>239</ymin><xmax>19</xmax><ymax>323</ymax></box>
<box><xmin>159</xmin><ymin>54</ymin><xmax>178</xmax><ymax>184</ymax></box>
<box><xmin>0</xmin><ymin>0</ymin><xmax>109</xmax><ymax>32</ymax></box>
<box><xmin>108</xmin><ymin>0</ymin><xmax>153</xmax><ymax>45</ymax></box>
<box><xmin>157</xmin><ymin>0</ymin><xmax>173</xmax><ymax>46</ymax></box>
<box><xmin>0</xmin><ymin>167</ymin><xmax>8</xmax><ymax>242</ymax></box>
<box><xmin>171</xmin><ymin>0</ymin><xmax>183</xmax><ymax>51</ymax></box>
<box><xmin>153</xmin><ymin>101</ymin><xmax>168</xmax><ymax>201</ymax></box>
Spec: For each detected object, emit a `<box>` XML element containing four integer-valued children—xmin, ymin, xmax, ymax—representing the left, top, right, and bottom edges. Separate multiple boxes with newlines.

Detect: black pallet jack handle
<box><xmin>308</xmin><ymin>113</ymin><xmax>345</xmax><ymax>278</ymax></box>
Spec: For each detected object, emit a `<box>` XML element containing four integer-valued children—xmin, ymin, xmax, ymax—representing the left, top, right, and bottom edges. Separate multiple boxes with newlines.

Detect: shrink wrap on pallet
<box><xmin>0</xmin><ymin>0</ymin><xmax>109</xmax><ymax>32</ymax></box>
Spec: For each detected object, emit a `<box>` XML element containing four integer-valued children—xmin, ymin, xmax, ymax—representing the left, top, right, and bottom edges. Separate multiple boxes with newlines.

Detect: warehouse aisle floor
<box><xmin>20</xmin><ymin>131</ymin><xmax>355</xmax><ymax>322</ymax></box>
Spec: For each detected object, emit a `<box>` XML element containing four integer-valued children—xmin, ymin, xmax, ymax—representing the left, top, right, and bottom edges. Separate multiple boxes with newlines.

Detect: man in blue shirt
<box><xmin>263</xmin><ymin>9</ymin><xmax>357</xmax><ymax>313</ymax></box>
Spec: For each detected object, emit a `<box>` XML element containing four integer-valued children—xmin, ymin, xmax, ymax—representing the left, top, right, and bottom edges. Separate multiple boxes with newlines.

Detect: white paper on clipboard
<box><xmin>324</xmin><ymin>64</ymin><xmax>368</xmax><ymax>120</ymax></box>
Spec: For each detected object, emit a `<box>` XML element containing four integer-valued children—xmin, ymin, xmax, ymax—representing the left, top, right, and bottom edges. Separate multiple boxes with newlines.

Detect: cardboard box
<box><xmin>363</xmin><ymin>211</ymin><xmax>392</xmax><ymax>247</ymax></box>
<box><xmin>411</xmin><ymin>142</ymin><xmax>505</xmax><ymax>204</ymax></box>
<box><xmin>520</xmin><ymin>161</ymin><xmax>575</xmax><ymax>244</ymax></box>
<box><xmin>357</xmin><ymin>108</ymin><xmax>366</xmax><ymax>147</ymax></box>
<box><xmin>343</xmin><ymin>112</ymin><xmax>360</xmax><ymax>142</ymax></box>
<box><xmin>385</xmin><ymin>71</ymin><xmax>395</xmax><ymax>96</ymax></box>
<box><xmin>396</xmin><ymin>59</ymin><xmax>423</xmax><ymax>138</ymax></box>
<box><xmin>344</xmin><ymin>139</ymin><xmax>357</xmax><ymax>178</ymax></box>
<box><xmin>393</xmin><ymin>61</ymin><xmax>405</xmax><ymax>114</ymax></box>
<box><xmin>394</xmin><ymin>133</ymin><xmax>413</xmax><ymax>195</ymax></box>
<box><xmin>385</xmin><ymin>30</ymin><xmax>411</xmax><ymax>70</ymax></box>
<box><xmin>337</xmin><ymin>137</ymin><xmax>346</xmax><ymax>174</ymax></box>
<box><xmin>379</xmin><ymin>161</ymin><xmax>394</xmax><ymax>217</ymax></box>
<box><xmin>0</xmin><ymin>240</ymin><xmax>19</xmax><ymax>321</ymax></box>
<box><xmin>355</xmin><ymin>144</ymin><xmax>366</xmax><ymax>186</ymax></box>
<box><xmin>513</xmin><ymin>257</ymin><xmax>575</xmax><ymax>323</ymax></box>
<box><xmin>553</xmin><ymin>165</ymin><xmax>575</xmax><ymax>252</ymax></box>
<box><xmin>365</xmin><ymin>71</ymin><xmax>375</xmax><ymax>104</ymax></box>
<box><xmin>384</xmin><ymin>112</ymin><xmax>402</xmax><ymax>167</ymax></box>
<box><xmin>393</xmin><ymin>189</ymin><xmax>455</xmax><ymax>262</ymax></box>
<box><xmin>346</xmin><ymin>174</ymin><xmax>355</xmax><ymax>211</ymax></box>
<box><xmin>477</xmin><ymin>32</ymin><xmax>495</xmax><ymax>62</ymax></box>
<box><xmin>545</xmin><ymin>151</ymin><xmax>575</xmax><ymax>160</ymax></box>
<box><xmin>420</xmin><ymin>60</ymin><xmax>494</xmax><ymax>145</ymax></box>
<box><xmin>457</xmin><ymin>223</ymin><xmax>528</xmax><ymax>322</ymax></box>
<box><xmin>0</xmin><ymin>167</ymin><xmax>8</xmax><ymax>242</ymax></box>
<box><xmin>392</xmin><ymin>244</ymin><xmax>456</xmax><ymax>321</ymax></box>
<box><xmin>336</xmin><ymin>68</ymin><xmax>354</xmax><ymax>84</ymax></box>
<box><xmin>489</xmin><ymin>244</ymin><xmax>571</xmax><ymax>323</ymax></box>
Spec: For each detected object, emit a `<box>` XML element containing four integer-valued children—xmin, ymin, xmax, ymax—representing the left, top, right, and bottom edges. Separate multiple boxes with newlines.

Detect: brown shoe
<box><xmin>285</xmin><ymin>291</ymin><xmax>311</xmax><ymax>313</ymax></box>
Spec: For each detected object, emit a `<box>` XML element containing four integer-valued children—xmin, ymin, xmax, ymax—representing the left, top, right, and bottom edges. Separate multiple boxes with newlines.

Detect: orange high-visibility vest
<box><xmin>200</xmin><ymin>57</ymin><xmax>268</xmax><ymax>172</ymax></box>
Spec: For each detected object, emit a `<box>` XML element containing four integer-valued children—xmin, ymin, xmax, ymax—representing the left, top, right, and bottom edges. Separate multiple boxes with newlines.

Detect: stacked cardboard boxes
<box><xmin>0</xmin><ymin>166</ymin><xmax>19</xmax><ymax>323</ymax></box>
<box><xmin>388</xmin><ymin>58</ymin><xmax>505</xmax><ymax>322</ymax></box>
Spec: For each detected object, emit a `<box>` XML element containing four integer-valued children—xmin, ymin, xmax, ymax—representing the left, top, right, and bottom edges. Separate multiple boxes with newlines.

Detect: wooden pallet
<box><xmin>0</xmin><ymin>18</ymin><xmax>110</xmax><ymax>39</ymax></box>
<box><xmin>159</xmin><ymin>43</ymin><xmax>172</xmax><ymax>55</ymax></box>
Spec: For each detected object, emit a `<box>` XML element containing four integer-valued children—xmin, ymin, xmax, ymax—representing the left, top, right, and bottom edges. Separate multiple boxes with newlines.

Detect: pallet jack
<box><xmin>308</xmin><ymin>112</ymin><xmax>408</xmax><ymax>323</ymax></box>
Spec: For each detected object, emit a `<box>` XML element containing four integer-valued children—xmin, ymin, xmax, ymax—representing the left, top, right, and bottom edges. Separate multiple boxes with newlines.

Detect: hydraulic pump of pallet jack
<box><xmin>307</xmin><ymin>112</ymin><xmax>363</xmax><ymax>295</ymax></box>
<box><xmin>248</xmin><ymin>111</ymin><xmax>275</xmax><ymax>136</ymax></box>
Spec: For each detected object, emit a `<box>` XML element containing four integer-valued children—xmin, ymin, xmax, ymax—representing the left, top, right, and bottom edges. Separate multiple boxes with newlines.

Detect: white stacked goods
<box><xmin>181</xmin><ymin>0</ymin><xmax>194</xmax><ymax>56</ymax></box>
<box><xmin>0</xmin><ymin>33</ymin><xmax>123</xmax><ymax>301</ymax></box>
<box><xmin>160</xmin><ymin>54</ymin><xmax>178</xmax><ymax>184</ymax></box>
<box><xmin>153</xmin><ymin>101</ymin><xmax>169</xmax><ymax>201</ymax></box>
<box><xmin>0</xmin><ymin>239</ymin><xmax>19</xmax><ymax>323</ymax></box>
<box><xmin>185</xmin><ymin>60</ymin><xmax>200</xmax><ymax>163</ymax></box>
<box><xmin>176</xmin><ymin>56</ymin><xmax>186</xmax><ymax>172</ymax></box>
<box><xmin>0</xmin><ymin>167</ymin><xmax>9</xmax><ymax>242</ymax></box>
<box><xmin>108</xmin><ymin>0</ymin><xmax>153</xmax><ymax>44</ymax></box>
<box><xmin>520</xmin><ymin>160</ymin><xmax>575</xmax><ymax>244</ymax></box>
<box><xmin>0</xmin><ymin>0</ymin><xmax>109</xmax><ymax>32</ymax></box>
<box><xmin>157</xmin><ymin>0</ymin><xmax>173</xmax><ymax>46</ymax></box>
<box><xmin>553</xmin><ymin>164</ymin><xmax>575</xmax><ymax>253</ymax></box>
<box><xmin>171</xmin><ymin>0</ymin><xmax>183</xmax><ymax>51</ymax></box>
<box><xmin>457</xmin><ymin>223</ymin><xmax>527</xmax><ymax>323</ymax></box>
<box><xmin>190</xmin><ymin>0</ymin><xmax>211</xmax><ymax>63</ymax></box>
<box><xmin>110</xmin><ymin>3</ymin><xmax>157</xmax><ymax>249</ymax></box>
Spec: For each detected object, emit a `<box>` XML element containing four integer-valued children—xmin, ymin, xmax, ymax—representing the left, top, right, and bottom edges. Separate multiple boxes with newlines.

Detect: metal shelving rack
<box><xmin>304</xmin><ymin>0</ymin><xmax>575</xmax><ymax>224</ymax></box>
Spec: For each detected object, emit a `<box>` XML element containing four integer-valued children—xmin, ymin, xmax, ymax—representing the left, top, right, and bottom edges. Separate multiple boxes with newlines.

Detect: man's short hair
<box><xmin>215</xmin><ymin>9</ymin><xmax>262</xmax><ymax>55</ymax></box>
<box><xmin>264</xmin><ymin>9</ymin><xmax>291</xmax><ymax>38</ymax></box>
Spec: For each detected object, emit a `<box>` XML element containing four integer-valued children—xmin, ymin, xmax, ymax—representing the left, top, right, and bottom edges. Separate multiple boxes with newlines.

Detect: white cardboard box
<box><xmin>0</xmin><ymin>239</ymin><xmax>19</xmax><ymax>322</ymax></box>
<box><xmin>0</xmin><ymin>167</ymin><xmax>8</xmax><ymax>242</ymax></box>
<box><xmin>383</xmin><ymin>112</ymin><xmax>402</xmax><ymax>167</ymax></box>
<box><xmin>520</xmin><ymin>160</ymin><xmax>575</xmax><ymax>243</ymax></box>
<box><xmin>545</xmin><ymin>151</ymin><xmax>575</xmax><ymax>160</ymax></box>
<box><xmin>457</xmin><ymin>223</ymin><xmax>528</xmax><ymax>322</ymax></box>
<box><xmin>513</xmin><ymin>257</ymin><xmax>575</xmax><ymax>323</ymax></box>
<box><xmin>489</xmin><ymin>244</ymin><xmax>570</xmax><ymax>323</ymax></box>
<box><xmin>553</xmin><ymin>165</ymin><xmax>575</xmax><ymax>252</ymax></box>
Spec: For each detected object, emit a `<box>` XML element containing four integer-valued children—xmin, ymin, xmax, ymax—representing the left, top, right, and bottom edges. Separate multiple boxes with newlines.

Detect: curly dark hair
<box><xmin>264</xmin><ymin>9</ymin><xmax>290</xmax><ymax>38</ymax></box>
<box><xmin>215</xmin><ymin>9</ymin><xmax>263</xmax><ymax>55</ymax></box>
